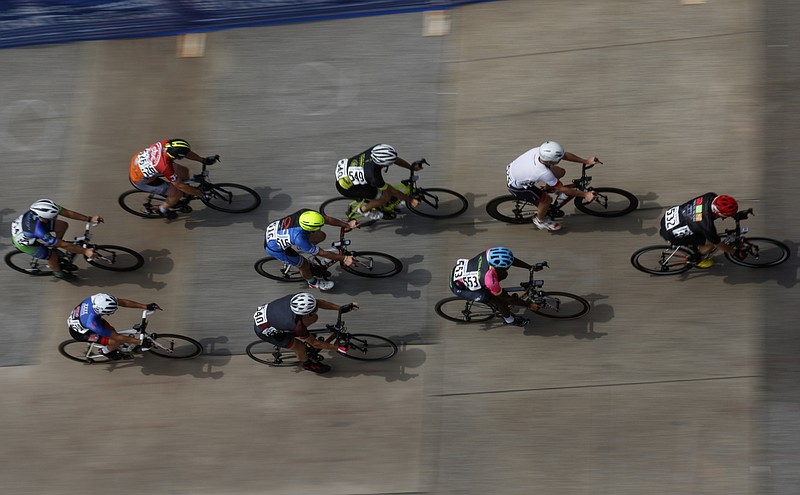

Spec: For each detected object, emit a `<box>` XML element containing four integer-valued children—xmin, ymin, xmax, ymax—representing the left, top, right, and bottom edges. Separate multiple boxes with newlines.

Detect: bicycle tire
<box><xmin>58</xmin><ymin>339</ymin><xmax>110</xmax><ymax>363</ymax></box>
<box><xmin>86</xmin><ymin>245</ymin><xmax>145</xmax><ymax>272</ymax></box>
<box><xmin>5</xmin><ymin>251</ymin><xmax>54</xmax><ymax>276</ymax></box>
<box><xmin>245</xmin><ymin>341</ymin><xmax>302</xmax><ymax>367</ymax></box>
<box><xmin>434</xmin><ymin>297</ymin><xmax>496</xmax><ymax>323</ymax></box>
<box><xmin>408</xmin><ymin>188</ymin><xmax>468</xmax><ymax>219</ymax></box>
<box><xmin>486</xmin><ymin>195</ymin><xmax>536</xmax><ymax>224</ymax></box>
<box><xmin>342</xmin><ymin>251</ymin><xmax>402</xmax><ymax>278</ymax></box>
<box><xmin>574</xmin><ymin>187</ymin><xmax>639</xmax><ymax>217</ymax></box>
<box><xmin>254</xmin><ymin>257</ymin><xmax>304</xmax><ymax>282</ymax></box>
<box><xmin>340</xmin><ymin>333</ymin><xmax>397</xmax><ymax>361</ymax></box>
<box><xmin>631</xmin><ymin>245</ymin><xmax>695</xmax><ymax>275</ymax></box>
<box><xmin>725</xmin><ymin>237</ymin><xmax>790</xmax><ymax>268</ymax></box>
<box><xmin>201</xmin><ymin>182</ymin><xmax>261</xmax><ymax>213</ymax></box>
<box><xmin>147</xmin><ymin>334</ymin><xmax>202</xmax><ymax>359</ymax></box>
<box><xmin>533</xmin><ymin>291</ymin><xmax>591</xmax><ymax>319</ymax></box>
<box><xmin>118</xmin><ymin>190</ymin><xmax>168</xmax><ymax>218</ymax></box>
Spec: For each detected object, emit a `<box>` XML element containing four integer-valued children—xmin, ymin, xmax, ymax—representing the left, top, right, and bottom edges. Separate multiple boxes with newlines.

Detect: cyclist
<box><xmin>253</xmin><ymin>292</ymin><xmax>358</xmax><ymax>374</ymax></box>
<box><xmin>659</xmin><ymin>193</ymin><xmax>740</xmax><ymax>268</ymax></box>
<box><xmin>506</xmin><ymin>140</ymin><xmax>600</xmax><ymax>231</ymax></box>
<box><xmin>264</xmin><ymin>208</ymin><xmax>358</xmax><ymax>290</ymax></box>
<box><xmin>334</xmin><ymin>144</ymin><xmax>423</xmax><ymax>220</ymax></box>
<box><xmin>129</xmin><ymin>138</ymin><xmax>219</xmax><ymax>220</ymax></box>
<box><xmin>449</xmin><ymin>247</ymin><xmax>541</xmax><ymax>327</ymax></box>
<box><xmin>67</xmin><ymin>293</ymin><xmax>162</xmax><ymax>361</ymax></box>
<box><xmin>10</xmin><ymin>199</ymin><xmax>102</xmax><ymax>281</ymax></box>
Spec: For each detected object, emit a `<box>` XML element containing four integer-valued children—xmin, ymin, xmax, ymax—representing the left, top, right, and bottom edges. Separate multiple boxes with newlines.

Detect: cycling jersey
<box><xmin>660</xmin><ymin>192</ymin><xmax>721</xmax><ymax>245</ymax></box>
<box><xmin>450</xmin><ymin>250</ymin><xmax>503</xmax><ymax>295</ymax></box>
<box><xmin>67</xmin><ymin>296</ymin><xmax>114</xmax><ymax>338</ymax></box>
<box><xmin>335</xmin><ymin>145</ymin><xmax>389</xmax><ymax>191</ymax></box>
<box><xmin>11</xmin><ymin>210</ymin><xmax>60</xmax><ymax>248</ymax></box>
<box><xmin>506</xmin><ymin>146</ymin><xmax>560</xmax><ymax>190</ymax></box>
<box><xmin>253</xmin><ymin>294</ymin><xmax>310</xmax><ymax>344</ymax></box>
<box><xmin>129</xmin><ymin>140</ymin><xmax>179</xmax><ymax>184</ymax></box>
<box><xmin>264</xmin><ymin>209</ymin><xmax>321</xmax><ymax>256</ymax></box>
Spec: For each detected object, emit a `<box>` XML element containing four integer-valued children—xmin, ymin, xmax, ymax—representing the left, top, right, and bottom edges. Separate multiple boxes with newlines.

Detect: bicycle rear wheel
<box><xmin>254</xmin><ymin>257</ymin><xmax>304</xmax><ymax>282</ymax></box>
<box><xmin>86</xmin><ymin>245</ymin><xmax>145</xmax><ymax>272</ymax></box>
<box><xmin>631</xmin><ymin>245</ymin><xmax>694</xmax><ymax>275</ymax></box>
<box><xmin>725</xmin><ymin>237</ymin><xmax>790</xmax><ymax>267</ymax></box>
<box><xmin>574</xmin><ymin>187</ymin><xmax>638</xmax><ymax>217</ymax></box>
<box><xmin>147</xmin><ymin>334</ymin><xmax>202</xmax><ymax>359</ymax></box>
<box><xmin>408</xmin><ymin>188</ymin><xmax>468</xmax><ymax>219</ymax></box>
<box><xmin>5</xmin><ymin>251</ymin><xmax>54</xmax><ymax>276</ymax></box>
<box><xmin>202</xmin><ymin>182</ymin><xmax>261</xmax><ymax>213</ymax></box>
<box><xmin>59</xmin><ymin>340</ymin><xmax>110</xmax><ymax>363</ymax></box>
<box><xmin>343</xmin><ymin>251</ymin><xmax>402</xmax><ymax>278</ymax></box>
<box><xmin>340</xmin><ymin>333</ymin><xmax>397</xmax><ymax>361</ymax></box>
<box><xmin>245</xmin><ymin>341</ymin><xmax>301</xmax><ymax>367</ymax></box>
<box><xmin>434</xmin><ymin>297</ymin><xmax>496</xmax><ymax>323</ymax></box>
<box><xmin>118</xmin><ymin>190</ymin><xmax>168</xmax><ymax>218</ymax></box>
<box><xmin>533</xmin><ymin>291</ymin><xmax>591</xmax><ymax>319</ymax></box>
<box><xmin>486</xmin><ymin>195</ymin><xmax>536</xmax><ymax>224</ymax></box>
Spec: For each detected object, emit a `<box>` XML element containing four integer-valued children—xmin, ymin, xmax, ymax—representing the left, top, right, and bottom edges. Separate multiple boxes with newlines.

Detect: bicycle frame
<box><xmin>75</xmin><ymin>310</ymin><xmax>154</xmax><ymax>362</ymax></box>
<box><xmin>21</xmin><ymin>222</ymin><xmax>109</xmax><ymax>270</ymax></box>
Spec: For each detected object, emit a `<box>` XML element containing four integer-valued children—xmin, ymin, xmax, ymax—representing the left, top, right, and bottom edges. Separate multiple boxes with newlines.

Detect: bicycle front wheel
<box><xmin>533</xmin><ymin>291</ymin><xmax>591</xmax><ymax>319</ymax></box>
<box><xmin>118</xmin><ymin>190</ymin><xmax>167</xmax><ymax>218</ymax></box>
<box><xmin>5</xmin><ymin>251</ymin><xmax>54</xmax><ymax>276</ymax></box>
<box><xmin>340</xmin><ymin>333</ymin><xmax>397</xmax><ymax>361</ymax></box>
<box><xmin>486</xmin><ymin>195</ymin><xmax>535</xmax><ymax>224</ymax></box>
<box><xmin>58</xmin><ymin>340</ymin><xmax>110</xmax><ymax>363</ymax></box>
<box><xmin>434</xmin><ymin>297</ymin><xmax>496</xmax><ymax>323</ymax></box>
<box><xmin>87</xmin><ymin>245</ymin><xmax>145</xmax><ymax>272</ymax></box>
<box><xmin>631</xmin><ymin>245</ymin><xmax>695</xmax><ymax>275</ymax></box>
<box><xmin>147</xmin><ymin>334</ymin><xmax>202</xmax><ymax>359</ymax></box>
<box><xmin>245</xmin><ymin>341</ymin><xmax>301</xmax><ymax>367</ymax></box>
<box><xmin>202</xmin><ymin>182</ymin><xmax>261</xmax><ymax>213</ymax></box>
<box><xmin>409</xmin><ymin>188</ymin><xmax>468</xmax><ymax>219</ymax></box>
<box><xmin>575</xmin><ymin>187</ymin><xmax>638</xmax><ymax>217</ymax></box>
<box><xmin>725</xmin><ymin>237</ymin><xmax>790</xmax><ymax>268</ymax></box>
<box><xmin>343</xmin><ymin>251</ymin><xmax>402</xmax><ymax>278</ymax></box>
<box><xmin>254</xmin><ymin>257</ymin><xmax>304</xmax><ymax>282</ymax></box>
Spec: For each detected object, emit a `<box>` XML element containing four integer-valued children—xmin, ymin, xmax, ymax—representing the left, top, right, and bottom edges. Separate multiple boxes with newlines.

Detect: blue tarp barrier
<box><xmin>0</xmin><ymin>0</ymin><xmax>493</xmax><ymax>49</ymax></box>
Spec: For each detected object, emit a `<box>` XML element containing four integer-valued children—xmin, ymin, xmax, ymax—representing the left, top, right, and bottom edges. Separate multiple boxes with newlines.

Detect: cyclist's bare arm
<box><xmin>384</xmin><ymin>184</ymin><xmax>419</xmax><ymax>206</ymax></box>
<box><xmin>713</xmin><ymin>240</ymin><xmax>736</xmax><ymax>255</ymax></box>
<box><xmin>58</xmin><ymin>208</ymin><xmax>102</xmax><ymax>224</ymax></box>
<box><xmin>54</xmin><ymin>238</ymin><xmax>92</xmax><ymax>256</ymax></box>
<box><xmin>116</xmin><ymin>298</ymin><xmax>159</xmax><ymax>310</ymax></box>
<box><xmin>313</xmin><ymin>248</ymin><xmax>354</xmax><ymax>265</ymax></box>
<box><xmin>323</xmin><ymin>214</ymin><xmax>357</xmax><ymax>230</ymax></box>
<box><xmin>394</xmin><ymin>157</ymin><xmax>423</xmax><ymax>171</ymax></box>
<box><xmin>551</xmin><ymin>183</ymin><xmax>596</xmax><ymax>202</ymax></box>
<box><xmin>563</xmin><ymin>151</ymin><xmax>601</xmax><ymax>167</ymax></box>
<box><xmin>173</xmin><ymin>179</ymin><xmax>203</xmax><ymax>197</ymax></box>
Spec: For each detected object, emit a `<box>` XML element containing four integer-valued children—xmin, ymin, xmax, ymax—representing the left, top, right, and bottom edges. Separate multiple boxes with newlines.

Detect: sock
<box><xmin>159</xmin><ymin>205</ymin><xmax>169</xmax><ymax>214</ymax></box>
<box><xmin>307</xmin><ymin>277</ymin><xmax>318</xmax><ymax>286</ymax></box>
<box><xmin>504</xmin><ymin>315</ymin><xmax>516</xmax><ymax>324</ymax></box>
<box><xmin>101</xmin><ymin>346</ymin><xmax>111</xmax><ymax>354</ymax></box>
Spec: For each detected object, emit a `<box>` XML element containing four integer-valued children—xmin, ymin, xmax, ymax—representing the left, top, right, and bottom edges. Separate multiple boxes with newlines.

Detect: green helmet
<box><xmin>299</xmin><ymin>210</ymin><xmax>325</xmax><ymax>232</ymax></box>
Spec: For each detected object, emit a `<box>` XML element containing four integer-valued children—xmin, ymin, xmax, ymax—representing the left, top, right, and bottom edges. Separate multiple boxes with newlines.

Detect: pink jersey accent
<box><xmin>484</xmin><ymin>268</ymin><xmax>502</xmax><ymax>295</ymax></box>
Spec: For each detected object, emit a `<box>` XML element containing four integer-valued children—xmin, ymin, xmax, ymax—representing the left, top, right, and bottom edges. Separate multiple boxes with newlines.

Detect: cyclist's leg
<box><xmin>266</xmin><ymin>245</ymin><xmax>311</xmax><ymax>279</ymax></box>
<box><xmin>355</xmin><ymin>186</ymin><xmax>384</xmax><ymax>212</ymax></box>
<box><xmin>509</xmin><ymin>184</ymin><xmax>548</xmax><ymax>223</ymax></box>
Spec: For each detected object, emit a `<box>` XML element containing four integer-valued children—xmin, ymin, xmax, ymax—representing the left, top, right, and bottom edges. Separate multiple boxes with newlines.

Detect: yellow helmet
<box><xmin>299</xmin><ymin>210</ymin><xmax>325</xmax><ymax>231</ymax></box>
<box><xmin>165</xmin><ymin>138</ymin><xmax>191</xmax><ymax>159</ymax></box>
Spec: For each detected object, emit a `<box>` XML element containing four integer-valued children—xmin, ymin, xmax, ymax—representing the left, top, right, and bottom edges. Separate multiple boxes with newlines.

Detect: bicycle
<box><xmin>486</xmin><ymin>162</ymin><xmax>638</xmax><ymax>224</ymax></box>
<box><xmin>254</xmin><ymin>227</ymin><xmax>403</xmax><ymax>281</ymax></box>
<box><xmin>59</xmin><ymin>310</ymin><xmax>203</xmax><ymax>363</ymax></box>
<box><xmin>5</xmin><ymin>222</ymin><xmax>145</xmax><ymax>276</ymax></box>
<box><xmin>319</xmin><ymin>159</ymin><xmax>468</xmax><ymax>227</ymax></box>
<box><xmin>118</xmin><ymin>156</ymin><xmax>261</xmax><ymax>218</ymax></box>
<box><xmin>630</xmin><ymin>208</ymin><xmax>790</xmax><ymax>275</ymax></box>
<box><xmin>434</xmin><ymin>261</ymin><xmax>591</xmax><ymax>323</ymax></box>
<box><xmin>246</xmin><ymin>303</ymin><xmax>397</xmax><ymax>366</ymax></box>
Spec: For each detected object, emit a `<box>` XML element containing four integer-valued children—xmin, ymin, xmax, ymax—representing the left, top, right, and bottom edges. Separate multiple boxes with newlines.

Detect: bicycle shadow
<box><xmin>95</xmin><ymin>336</ymin><xmax>231</xmax><ymax>378</ymax></box>
<box><xmin>181</xmin><ymin>186</ymin><xmax>289</xmax><ymax>230</ymax></box>
<box><xmin>324</xmin><ymin>254</ymin><xmax>432</xmax><ymax>300</ymax></box>
<box><xmin>66</xmin><ymin>249</ymin><xmax>173</xmax><ymax>290</ymax></box>
<box><xmin>548</xmin><ymin>194</ymin><xmax>662</xmax><ymax>236</ymax></box>
<box><xmin>523</xmin><ymin>293</ymin><xmax>611</xmax><ymax>340</ymax></box>
<box><xmin>0</xmin><ymin>208</ymin><xmax>17</xmax><ymax>250</ymax></box>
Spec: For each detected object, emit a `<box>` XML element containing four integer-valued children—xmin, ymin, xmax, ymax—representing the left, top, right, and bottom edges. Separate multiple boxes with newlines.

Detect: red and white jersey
<box><xmin>129</xmin><ymin>140</ymin><xmax>178</xmax><ymax>183</ymax></box>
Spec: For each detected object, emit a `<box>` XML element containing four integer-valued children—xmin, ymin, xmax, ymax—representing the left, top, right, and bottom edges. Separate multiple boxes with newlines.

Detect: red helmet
<box><xmin>711</xmin><ymin>195</ymin><xmax>738</xmax><ymax>218</ymax></box>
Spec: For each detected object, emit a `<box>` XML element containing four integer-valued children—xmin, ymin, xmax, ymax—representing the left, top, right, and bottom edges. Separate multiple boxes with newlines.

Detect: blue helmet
<box><xmin>486</xmin><ymin>247</ymin><xmax>514</xmax><ymax>269</ymax></box>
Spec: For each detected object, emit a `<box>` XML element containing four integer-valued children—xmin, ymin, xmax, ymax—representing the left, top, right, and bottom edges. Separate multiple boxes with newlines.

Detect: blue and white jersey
<box><xmin>264</xmin><ymin>209</ymin><xmax>320</xmax><ymax>255</ymax></box>
<box><xmin>11</xmin><ymin>210</ymin><xmax>59</xmax><ymax>247</ymax></box>
<box><xmin>67</xmin><ymin>297</ymin><xmax>112</xmax><ymax>337</ymax></box>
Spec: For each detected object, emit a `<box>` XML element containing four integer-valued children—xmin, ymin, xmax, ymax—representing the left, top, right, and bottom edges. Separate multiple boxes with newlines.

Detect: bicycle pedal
<box><xmin>178</xmin><ymin>205</ymin><xmax>193</xmax><ymax>213</ymax></box>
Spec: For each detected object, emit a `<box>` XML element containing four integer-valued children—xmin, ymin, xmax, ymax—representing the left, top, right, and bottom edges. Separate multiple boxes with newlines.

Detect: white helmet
<box><xmin>91</xmin><ymin>293</ymin><xmax>118</xmax><ymax>315</ymax></box>
<box><xmin>538</xmin><ymin>141</ymin><xmax>565</xmax><ymax>163</ymax></box>
<box><xmin>370</xmin><ymin>144</ymin><xmax>397</xmax><ymax>166</ymax></box>
<box><xmin>30</xmin><ymin>199</ymin><xmax>60</xmax><ymax>220</ymax></box>
<box><xmin>290</xmin><ymin>293</ymin><xmax>317</xmax><ymax>315</ymax></box>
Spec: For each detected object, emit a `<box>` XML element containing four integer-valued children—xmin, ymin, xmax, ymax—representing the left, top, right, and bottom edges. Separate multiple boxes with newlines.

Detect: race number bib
<box><xmin>253</xmin><ymin>305</ymin><xmax>269</xmax><ymax>326</ymax></box>
<box><xmin>265</xmin><ymin>221</ymin><xmax>291</xmax><ymax>249</ymax></box>
<box><xmin>670</xmin><ymin>225</ymin><xmax>693</xmax><ymax>238</ymax></box>
<box><xmin>67</xmin><ymin>309</ymin><xmax>87</xmax><ymax>334</ymax></box>
<box><xmin>664</xmin><ymin>206</ymin><xmax>680</xmax><ymax>230</ymax></box>
<box><xmin>135</xmin><ymin>151</ymin><xmax>159</xmax><ymax>178</ymax></box>
<box><xmin>453</xmin><ymin>259</ymin><xmax>482</xmax><ymax>291</ymax></box>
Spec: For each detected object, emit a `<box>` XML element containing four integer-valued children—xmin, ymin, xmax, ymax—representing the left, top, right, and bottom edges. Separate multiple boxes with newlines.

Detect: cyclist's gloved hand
<box><xmin>146</xmin><ymin>303</ymin><xmax>162</xmax><ymax>311</ymax></box>
<box><xmin>202</xmin><ymin>155</ymin><xmax>220</xmax><ymax>166</ymax></box>
<box><xmin>411</xmin><ymin>159</ymin><xmax>425</xmax><ymax>170</ymax></box>
<box><xmin>340</xmin><ymin>303</ymin><xmax>358</xmax><ymax>314</ymax></box>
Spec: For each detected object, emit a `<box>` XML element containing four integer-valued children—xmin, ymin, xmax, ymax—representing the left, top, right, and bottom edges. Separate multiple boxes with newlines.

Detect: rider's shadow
<box><xmin>362</xmin><ymin>193</ymin><xmax>490</xmax><ymax>238</ymax></box>
<box><xmin>139</xmin><ymin>336</ymin><xmax>231</xmax><ymax>378</ymax></box>
<box><xmin>523</xmin><ymin>292</ymin><xmax>611</xmax><ymax>340</ymax></box>
<box><xmin>297</xmin><ymin>333</ymin><xmax>425</xmax><ymax>382</ymax></box>
<box><xmin>330</xmin><ymin>254</ymin><xmax>431</xmax><ymax>299</ymax></box>
<box><xmin>182</xmin><ymin>186</ymin><xmax>289</xmax><ymax>231</ymax></box>
<box><xmin>70</xmin><ymin>249</ymin><xmax>173</xmax><ymax>290</ymax></box>
<box><xmin>0</xmin><ymin>208</ymin><xmax>17</xmax><ymax>250</ymax></box>
<box><xmin>549</xmin><ymin>192</ymin><xmax>662</xmax><ymax>236</ymax></box>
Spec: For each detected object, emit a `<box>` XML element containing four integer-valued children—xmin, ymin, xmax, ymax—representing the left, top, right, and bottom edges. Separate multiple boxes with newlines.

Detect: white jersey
<box><xmin>506</xmin><ymin>147</ymin><xmax>559</xmax><ymax>189</ymax></box>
